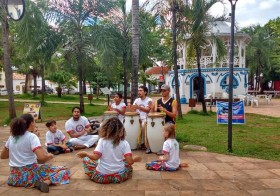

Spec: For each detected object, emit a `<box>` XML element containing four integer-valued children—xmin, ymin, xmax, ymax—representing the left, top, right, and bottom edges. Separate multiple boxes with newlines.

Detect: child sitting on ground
<box><xmin>146</xmin><ymin>123</ymin><xmax>188</xmax><ymax>171</ymax></box>
<box><xmin>45</xmin><ymin>119</ymin><xmax>73</xmax><ymax>155</ymax></box>
<box><xmin>77</xmin><ymin>117</ymin><xmax>141</xmax><ymax>184</ymax></box>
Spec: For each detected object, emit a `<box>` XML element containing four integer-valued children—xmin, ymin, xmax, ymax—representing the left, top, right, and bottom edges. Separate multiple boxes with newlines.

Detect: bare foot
<box><xmin>133</xmin><ymin>155</ymin><xmax>142</xmax><ymax>162</ymax></box>
<box><xmin>73</xmin><ymin>145</ymin><xmax>87</xmax><ymax>150</ymax></box>
<box><xmin>179</xmin><ymin>163</ymin><xmax>189</xmax><ymax>167</ymax></box>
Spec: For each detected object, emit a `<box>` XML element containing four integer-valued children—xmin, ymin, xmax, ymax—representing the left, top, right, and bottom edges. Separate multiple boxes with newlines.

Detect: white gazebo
<box><xmin>166</xmin><ymin>21</ymin><xmax>251</xmax><ymax>103</ymax></box>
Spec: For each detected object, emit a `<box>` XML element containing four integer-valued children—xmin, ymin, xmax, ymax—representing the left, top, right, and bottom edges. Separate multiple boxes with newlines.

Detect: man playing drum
<box><xmin>153</xmin><ymin>84</ymin><xmax>177</xmax><ymax>124</ymax></box>
<box><xmin>65</xmin><ymin>107</ymin><xmax>99</xmax><ymax>150</ymax></box>
<box><xmin>130</xmin><ymin>86</ymin><xmax>153</xmax><ymax>154</ymax></box>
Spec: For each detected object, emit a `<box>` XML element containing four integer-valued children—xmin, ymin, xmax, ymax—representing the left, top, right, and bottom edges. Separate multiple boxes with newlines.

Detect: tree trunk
<box><xmin>172</xmin><ymin>1</ymin><xmax>183</xmax><ymax>118</ymax></box>
<box><xmin>131</xmin><ymin>0</ymin><xmax>139</xmax><ymax>104</ymax></box>
<box><xmin>24</xmin><ymin>73</ymin><xmax>28</xmax><ymax>93</ymax></box>
<box><xmin>196</xmin><ymin>48</ymin><xmax>207</xmax><ymax>113</ymax></box>
<box><xmin>76</xmin><ymin>25</ymin><xmax>85</xmax><ymax>113</ymax></box>
<box><xmin>1</xmin><ymin>7</ymin><xmax>16</xmax><ymax>119</ymax></box>
<box><xmin>32</xmin><ymin>72</ymin><xmax>38</xmax><ymax>98</ymax></box>
<box><xmin>83</xmin><ymin>79</ymin><xmax>86</xmax><ymax>94</ymax></box>
<box><xmin>40</xmin><ymin>64</ymin><xmax>45</xmax><ymax>103</ymax></box>
<box><xmin>56</xmin><ymin>86</ymin><xmax>62</xmax><ymax>98</ymax></box>
<box><xmin>123</xmin><ymin>51</ymin><xmax>128</xmax><ymax>105</ymax></box>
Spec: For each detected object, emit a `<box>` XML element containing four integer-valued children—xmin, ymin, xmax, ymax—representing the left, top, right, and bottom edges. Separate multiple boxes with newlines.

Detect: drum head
<box><xmin>125</xmin><ymin>112</ymin><xmax>139</xmax><ymax>116</ymax></box>
<box><xmin>148</xmin><ymin>112</ymin><xmax>166</xmax><ymax>117</ymax></box>
<box><xmin>104</xmin><ymin>111</ymin><xmax>118</xmax><ymax>115</ymax></box>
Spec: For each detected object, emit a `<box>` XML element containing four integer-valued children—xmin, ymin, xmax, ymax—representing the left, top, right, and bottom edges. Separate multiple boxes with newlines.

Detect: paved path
<box><xmin>0</xmin><ymin>99</ymin><xmax>280</xmax><ymax>195</ymax></box>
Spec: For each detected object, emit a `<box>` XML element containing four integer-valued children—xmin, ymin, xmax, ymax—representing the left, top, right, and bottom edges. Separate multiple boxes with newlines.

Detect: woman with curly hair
<box><xmin>77</xmin><ymin>117</ymin><xmax>141</xmax><ymax>184</ymax></box>
<box><xmin>1</xmin><ymin>114</ymin><xmax>70</xmax><ymax>193</ymax></box>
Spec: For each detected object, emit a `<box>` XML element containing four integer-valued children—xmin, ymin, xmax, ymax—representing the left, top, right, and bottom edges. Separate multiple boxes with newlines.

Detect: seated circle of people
<box><xmin>77</xmin><ymin>117</ymin><xmax>141</xmax><ymax>184</ymax></box>
<box><xmin>129</xmin><ymin>85</ymin><xmax>153</xmax><ymax>154</ymax></box>
<box><xmin>0</xmin><ymin>114</ymin><xmax>70</xmax><ymax>193</ymax></box>
<box><xmin>153</xmin><ymin>84</ymin><xmax>177</xmax><ymax>124</ymax></box>
<box><xmin>45</xmin><ymin>119</ymin><xmax>74</xmax><ymax>155</ymax></box>
<box><xmin>65</xmin><ymin>106</ymin><xmax>99</xmax><ymax>150</ymax></box>
<box><xmin>108</xmin><ymin>92</ymin><xmax>126</xmax><ymax>123</ymax></box>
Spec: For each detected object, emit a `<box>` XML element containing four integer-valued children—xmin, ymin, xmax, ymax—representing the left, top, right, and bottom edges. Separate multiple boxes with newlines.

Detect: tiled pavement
<box><xmin>0</xmin><ymin>100</ymin><xmax>280</xmax><ymax>195</ymax></box>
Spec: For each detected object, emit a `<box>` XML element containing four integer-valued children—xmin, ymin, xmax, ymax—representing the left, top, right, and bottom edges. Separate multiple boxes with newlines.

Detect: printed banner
<box><xmin>216</xmin><ymin>101</ymin><xmax>245</xmax><ymax>124</ymax></box>
<box><xmin>23</xmin><ymin>103</ymin><xmax>41</xmax><ymax>121</ymax></box>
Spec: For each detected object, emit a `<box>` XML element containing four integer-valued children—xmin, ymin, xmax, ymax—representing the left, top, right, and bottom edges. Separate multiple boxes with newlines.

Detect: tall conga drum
<box><xmin>146</xmin><ymin>112</ymin><xmax>166</xmax><ymax>153</ymax></box>
<box><xmin>124</xmin><ymin>112</ymin><xmax>140</xmax><ymax>150</ymax></box>
<box><xmin>103</xmin><ymin>111</ymin><xmax>118</xmax><ymax>121</ymax></box>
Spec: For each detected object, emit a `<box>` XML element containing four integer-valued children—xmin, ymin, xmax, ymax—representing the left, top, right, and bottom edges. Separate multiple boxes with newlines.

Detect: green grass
<box><xmin>9</xmin><ymin>93</ymin><xmax>107</xmax><ymax>103</ymax></box>
<box><xmin>0</xmin><ymin>101</ymin><xmax>107</xmax><ymax>125</ymax></box>
<box><xmin>176</xmin><ymin>110</ymin><xmax>280</xmax><ymax>161</ymax></box>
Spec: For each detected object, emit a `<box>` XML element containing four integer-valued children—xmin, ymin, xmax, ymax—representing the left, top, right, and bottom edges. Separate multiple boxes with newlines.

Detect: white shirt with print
<box><xmin>65</xmin><ymin>116</ymin><xmax>90</xmax><ymax>138</ymax></box>
<box><xmin>111</xmin><ymin>102</ymin><xmax>126</xmax><ymax>122</ymax></box>
<box><xmin>133</xmin><ymin>97</ymin><xmax>152</xmax><ymax>121</ymax></box>
<box><xmin>94</xmin><ymin>138</ymin><xmax>132</xmax><ymax>174</ymax></box>
<box><xmin>5</xmin><ymin>131</ymin><xmax>41</xmax><ymax>167</ymax></box>
<box><xmin>162</xmin><ymin>138</ymin><xmax>180</xmax><ymax>169</ymax></box>
<box><xmin>45</xmin><ymin>129</ymin><xmax>66</xmax><ymax>146</ymax></box>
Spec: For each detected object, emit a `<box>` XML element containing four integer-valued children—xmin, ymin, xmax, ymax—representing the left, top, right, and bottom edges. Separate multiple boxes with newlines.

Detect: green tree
<box><xmin>49</xmin><ymin>0</ymin><xmax>115</xmax><ymax>113</ymax></box>
<box><xmin>182</xmin><ymin>0</ymin><xmax>225</xmax><ymax>113</ymax></box>
<box><xmin>47</xmin><ymin>70</ymin><xmax>77</xmax><ymax>97</ymax></box>
<box><xmin>242</xmin><ymin>25</ymin><xmax>273</xmax><ymax>92</ymax></box>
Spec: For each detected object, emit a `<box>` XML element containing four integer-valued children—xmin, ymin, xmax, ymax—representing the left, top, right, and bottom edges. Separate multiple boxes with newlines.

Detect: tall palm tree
<box><xmin>0</xmin><ymin>0</ymin><xmax>16</xmax><ymax>119</ymax></box>
<box><xmin>182</xmin><ymin>0</ymin><xmax>225</xmax><ymax>113</ymax></box>
<box><xmin>14</xmin><ymin>0</ymin><xmax>61</xmax><ymax>102</ymax></box>
<box><xmin>143</xmin><ymin>0</ymin><xmax>184</xmax><ymax>118</ymax></box>
<box><xmin>131</xmin><ymin>0</ymin><xmax>140</xmax><ymax>103</ymax></box>
<box><xmin>49</xmin><ymin>0</ymin><xmax>115</xmax><ymax>113</ymax></box>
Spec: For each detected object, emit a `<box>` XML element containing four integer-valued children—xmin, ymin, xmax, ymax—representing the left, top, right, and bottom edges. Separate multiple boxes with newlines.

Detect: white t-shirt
<box><xmin>65</xmin><ymin>116</ymin><xmax>90</xmax><ymax>138</ymax></box>
<box><xmin>133</xmin><ymin>97</ymin><xmax>153</xmax><ymax>121</ymax></box>
<box><xmin>45</xmin><ymin>129</ymin><xmax>66</xmax><ymax>146</ymax></box>
<box><xmin>5</xmin><ymin>131</ymin><xmax>41</xmax><ymax>167</ymax></box>
<box><xmin>162</xmin><ymin>138</ymin><xmax>180</xmax><ymax>169</ymax></box>
<box><xmin>94</xmin><ymin>138</ymin><xmax>132</xmax><ymax>174</ymax></box>
<box><xmin>111</xmin><ymin>102</ymin><xmax>126</xmax><ymax>122</ymax></box>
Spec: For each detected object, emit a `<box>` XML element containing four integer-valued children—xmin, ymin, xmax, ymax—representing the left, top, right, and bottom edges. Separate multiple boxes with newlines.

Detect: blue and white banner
<box><xmin>216</xmin><ymin>101</ymin><xmax>245</xmax><ymax>124</ymax></box>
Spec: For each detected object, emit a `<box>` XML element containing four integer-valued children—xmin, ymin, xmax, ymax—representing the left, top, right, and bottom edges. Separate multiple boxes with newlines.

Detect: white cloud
<box><xmin>259</xmin><ymin>1</ymin><xmax>272</xmax><ymax>10</ymax></box>
<box><xmin>210</xmin><ymin>0</ymin><xmax>280</xmax><ymax>27</ymax></box>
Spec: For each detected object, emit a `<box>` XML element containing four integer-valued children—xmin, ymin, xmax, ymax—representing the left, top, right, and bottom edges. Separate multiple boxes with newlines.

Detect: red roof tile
<box><xmin>145</xmin><ymin>66</ymin><xmax>169</xmax><ymax>75</ymax></box>
<box><xmin>13</xmin><ymin>73</ymin><xmax>25</xmax><ymax>80</ymax></box>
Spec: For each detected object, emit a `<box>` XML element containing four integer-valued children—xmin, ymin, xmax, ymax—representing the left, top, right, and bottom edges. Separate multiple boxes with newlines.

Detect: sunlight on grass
<box><xmin>176</xmin><ymin>111</ymin><xmax>280</xmax><ymax>161</ymax></box>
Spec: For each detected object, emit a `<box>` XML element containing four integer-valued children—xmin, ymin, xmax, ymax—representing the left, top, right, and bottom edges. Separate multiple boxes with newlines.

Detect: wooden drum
<box><xmin>146</xmin><ymin>112</ymin><xmax>166</xmax><ymax>153</ymax></box>
<box><xmin>103</xmin><ymin>111</ymin><xmax>118</xmax><ymax>121</ymax></box>
<box><xmin>124</xmin><ymin>112</ymin><xmax>140</xmax><ymax>150</ymax></box>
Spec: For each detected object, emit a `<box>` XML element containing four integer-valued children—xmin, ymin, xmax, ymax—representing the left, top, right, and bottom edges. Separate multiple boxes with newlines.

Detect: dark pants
<box><xmin>47</xmin><ymin>142</ymin><xmax>72</xmax><ymax>154</ymax></box>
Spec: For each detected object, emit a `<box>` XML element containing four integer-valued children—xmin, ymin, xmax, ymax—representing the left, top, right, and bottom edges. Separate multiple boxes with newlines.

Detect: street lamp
<box><xmin>228</xmin><ymin>0</ymin><xmax>238</xmax><ymax>153</ymax></box>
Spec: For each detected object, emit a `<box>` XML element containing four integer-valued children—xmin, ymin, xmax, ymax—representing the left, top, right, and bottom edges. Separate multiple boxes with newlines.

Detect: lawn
<box><xmin>176</xmin><ymin>110</ymin><xmax>280</xmax><ymax>161</ymax></box>
<box><xmin>1</xmin><ymin>93</ymin><xmax>107</xmax><ymax>104</ymax></box>
<box><xmin>0</xmin><ymin>101</ymin><xmax>107</xmax><ymax>126</ymax></box>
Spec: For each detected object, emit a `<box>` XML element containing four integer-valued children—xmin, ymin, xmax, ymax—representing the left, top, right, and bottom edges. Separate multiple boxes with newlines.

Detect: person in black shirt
<box><xmin>153</xmin><ymin>84</ymin><xmax>178</xmax><ymax>124</ymax></box>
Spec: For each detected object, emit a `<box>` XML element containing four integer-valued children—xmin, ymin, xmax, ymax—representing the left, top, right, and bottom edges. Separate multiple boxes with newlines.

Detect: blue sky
<box><xmin>126</xmin><ymin>0</ymin><xmax>280</xmax><ymax>28</ymax></box>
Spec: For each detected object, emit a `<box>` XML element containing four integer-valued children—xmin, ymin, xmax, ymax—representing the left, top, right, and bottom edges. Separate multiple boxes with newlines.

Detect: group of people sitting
<box><xmin>1</xmin><ymin>84</ymin><xmax>187</xmax><ymax>193</ymax></box>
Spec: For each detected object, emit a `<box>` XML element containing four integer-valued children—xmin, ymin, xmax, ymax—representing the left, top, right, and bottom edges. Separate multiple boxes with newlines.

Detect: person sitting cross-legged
<box><xmin>45</xmin><ymin>119</ymin><xmax>73</xmax><ymax>155</ymax></box>
<box><xmin>65</xmin><ymin>106</ymin><xmax>99</xmax><ymax>150</ymax></box>
<box><xmin>77</xmin><ymin>117</ymin><xmax>141</xmax><ymax>184</ymax></box>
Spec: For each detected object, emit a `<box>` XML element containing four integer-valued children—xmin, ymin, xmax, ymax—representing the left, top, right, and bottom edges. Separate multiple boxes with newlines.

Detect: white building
<box><xmin>166</xmin><ymin>21</ymin><xmax>251</xmax><ymax>103</ymax></box>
